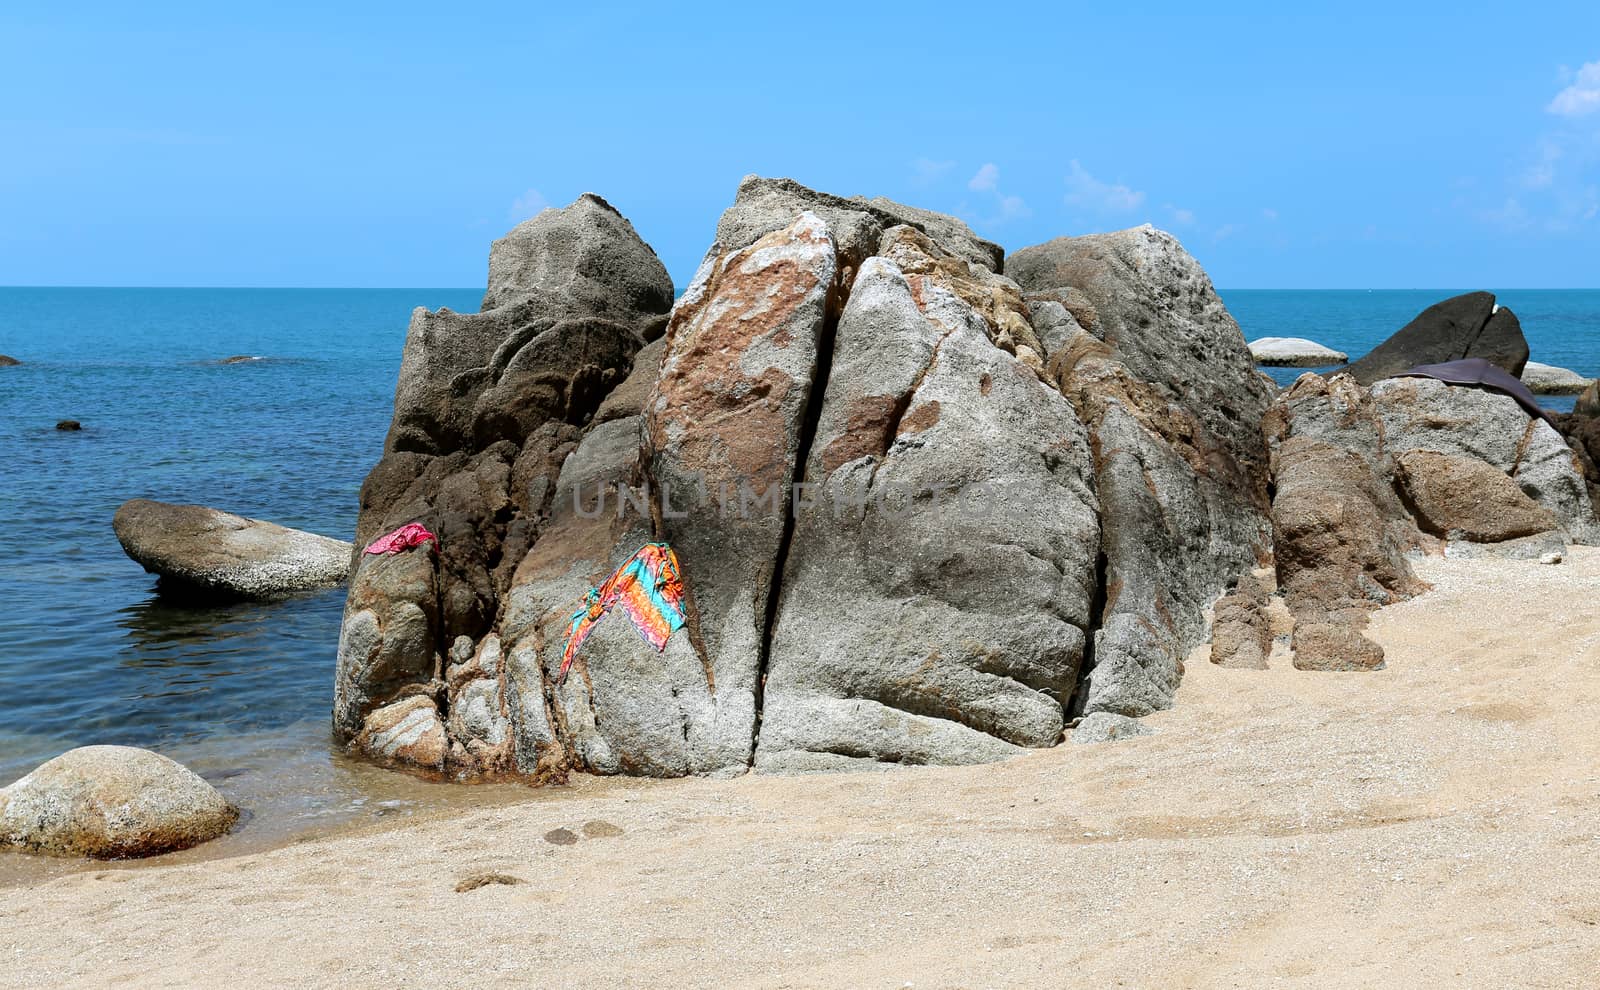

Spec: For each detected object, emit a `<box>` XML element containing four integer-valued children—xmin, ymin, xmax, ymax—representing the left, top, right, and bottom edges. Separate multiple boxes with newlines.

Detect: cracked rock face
<box><xmin>1010</xmin><ymin>225</ymin><xmax>1275</xmax><ymax>716</ymax></box>
<box><xmin>332</xmin><ymin>179</ymin><xmax>1274</xmax><ymax>779</ymax></box>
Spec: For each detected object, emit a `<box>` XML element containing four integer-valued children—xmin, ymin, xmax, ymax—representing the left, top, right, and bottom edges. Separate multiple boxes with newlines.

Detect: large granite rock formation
<box><xmin>0</xmin><ymin>746</ymin><xmax>237</xmax><ymax>858</ymax></box>
<box><xmin>1009</xmin><ymin>225</ymin><xmax>1274</xmax><ymax>716</ymax></box>
<box><xmin>335</xmin><ymin>193</ymin><xmax>674</xmax><ymax>774</ymax></box>
<box><xmin>1253</xmin><ymin>370</ymin><xmax>1596</xmax><ymax>668</ymax></box>
<box><xmin>1343</xmin><ymin>291</ymin><xmax>1529</xmax><ymax>385</ymax></box>
<box><xmin>113</xmin><ymin>499</ymin><xmax>351</xmax><ymax>599</ymax></box>
<box><xmin>333</xmin><ymin>181</ymin><xmax>1275</xmax><ymax>779</ymax></box>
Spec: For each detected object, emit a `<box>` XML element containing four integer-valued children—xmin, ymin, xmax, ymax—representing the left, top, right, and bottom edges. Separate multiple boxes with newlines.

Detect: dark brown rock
<box><xmin>1343</xmin><ymin>292</ymin><xmax>1529</xmax><ymax>385</ymax></box>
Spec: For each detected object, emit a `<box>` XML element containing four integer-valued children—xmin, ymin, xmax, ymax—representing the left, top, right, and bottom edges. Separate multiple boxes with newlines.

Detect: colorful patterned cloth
<box><xmin>362</xmin><ymin>522</ymin><xmax>438</xmax><ymax>556</ymax></box>
<box><xmin>558</xmin><ymin>543</ymin><xmax>687</xmax><ymax>683</ymax></box>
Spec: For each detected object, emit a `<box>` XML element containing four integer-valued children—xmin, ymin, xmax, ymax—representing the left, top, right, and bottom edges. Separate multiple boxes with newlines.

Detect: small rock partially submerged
<box><xmin>113</xmin><ymin>498</ymin><xmax>352</xmax><ymax>599</ymax></box>
<box><xmin>0</xmin><ymin>354</ymin><xmax>19</xmax><ymax>367</ymax></box>
<box><xmin>1248</xmin><ymin>337</ymin><xmax>1348</xmax><ymax>367</ymax></box>
<box><xmin>55</xmin><ymin>420</ymin><xmax>81</xmax><ymax>431</ymax></box>
<box><xmin>220</xmin><ymin>355</ymin><xmax>265</xmax><ymax>365</ymax></box>
<box><xmin>0</xmin><ymin>746</ymin><xmax>237</xmax><ymax>858</ymax></box>
<box><xmin>1519</xmin><ymin>361</ymin><xmax>1591</xmax><ymax>395</ymax></box>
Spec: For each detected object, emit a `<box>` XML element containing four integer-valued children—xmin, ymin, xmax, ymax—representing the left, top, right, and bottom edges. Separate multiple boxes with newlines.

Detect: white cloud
<box><xmin>1213</xmin><ymin>223</ymin><xmax>1240</xmax><ymax>242</ymax></box>
<box><xmin>911</xmin><ymin>158</ymin><xmax>956</xmax><ymax>185</ymax></box>
<box><xmin>510</xmin><ymin>189</ymin><xmax>549</xmax><ymax>221</ymax></box>
<box><xmin>1261</xmin><ymin>207</ymin><xmax>1279</xmax><ymax>221</ymax></box>
<box><xmin>1064</xmin><ymin>160</ymin><xmax>1145</xmax><ymax>212</ymax></box>
<box><xmin>1165</xmin><ymin>204</ymin><xmax>1195</xmax><ymax>225</ymax></box>
<box><xmin>997</xmin><ymin>194</ymin><xmax>1030</xmax><ymax>221</ymax></box>
<box><xmin>1549</xmin><ymin>61</ymin><xmax>1600</xmax><ymax>117</ymax></box>
<box><xmin>959</xmin><ymin>164</ymin><xmax>1030</xmax><ymax>226</ymax></box>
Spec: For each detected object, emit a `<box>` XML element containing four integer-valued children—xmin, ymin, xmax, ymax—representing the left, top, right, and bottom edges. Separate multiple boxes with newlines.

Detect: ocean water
<box><xmin>1</xmin><ymin>286</ymin><xmax>1597</xmax><ymax>861</ymax></box>
<box><xmin>1229</xmin><ymin>289</ymin><xmax>1600</xmax><ymax>412</ymax></box>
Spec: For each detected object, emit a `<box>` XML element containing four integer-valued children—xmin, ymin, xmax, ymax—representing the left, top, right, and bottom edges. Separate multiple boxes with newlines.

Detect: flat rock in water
<box><xmin>1248</xmin><ymin>336</ymin><xmax>1348</xmax><ymax>367</ymax></box>
<box><xmin>1519</xmin><ymin>361</ymin><xmax>1591</xmax><ymax>395</ymax></box>
<box><xmin>0</xmin><ymin>745</ymin><xmax>237</xmax><ymax>858</ymax></box>
<box><xmin>0</xmin><ymin>354</ymin><xmax>19</xmax><ymax>367</ymax></box>
<box><xmin>54</xmin><ymin>420</ymin><xmax>81</xmax><ymax>431</ymax></box>
<box><xmin>113</xmin><ymin>498</ymin><xmax>352</xmax><ymax>599</ymax></box>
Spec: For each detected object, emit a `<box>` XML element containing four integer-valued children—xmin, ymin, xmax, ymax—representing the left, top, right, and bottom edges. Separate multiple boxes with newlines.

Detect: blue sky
<box><xmin>2</xmin><ymin>2</ymin><xmax>1598</xmax><ymax>290</ymax></box>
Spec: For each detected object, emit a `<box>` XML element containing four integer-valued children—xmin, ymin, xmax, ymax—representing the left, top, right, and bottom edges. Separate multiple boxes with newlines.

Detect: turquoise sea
<box><xmin>1</xmin><ymin>287</ymin><xmax>1597</xmax><ymax>853</ymax></box>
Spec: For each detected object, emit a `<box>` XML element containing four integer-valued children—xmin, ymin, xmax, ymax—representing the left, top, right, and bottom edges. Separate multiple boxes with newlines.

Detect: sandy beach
<box><xmin>4</xmin><ymin>548</ymin><xmax>1598</xmax><ymax>989</ymax></box>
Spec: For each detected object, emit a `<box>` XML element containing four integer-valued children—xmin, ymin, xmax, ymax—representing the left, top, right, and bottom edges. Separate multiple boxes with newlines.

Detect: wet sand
<box><xmin>4</xmin><ymin>549</ymin><xmax>1598</xmax><ymax>988</ymax></box>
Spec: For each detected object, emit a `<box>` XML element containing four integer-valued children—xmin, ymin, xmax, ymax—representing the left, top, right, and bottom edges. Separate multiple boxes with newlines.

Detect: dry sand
<box><xmin>4</xmin><ymin>549</ymin><xmax>1599</xmax><ymax>989</ymax></box>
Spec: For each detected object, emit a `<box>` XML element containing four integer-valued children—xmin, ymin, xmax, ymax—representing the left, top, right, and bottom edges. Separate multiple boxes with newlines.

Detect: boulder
<box><xmin>1394</xmin><ymin>449</ymin><xmax>1559</xmax><ymax>542</ymax></box>
<box><xmin>334</xmin><ymin>179</ymin><xmax>1277</xmax><ymax>779</ymax></box>
<box><xmin>1010</xmin><ymin>224</ymin><xmax>1274</xmax><ymax>716</ymax></box>
<box><xmin>1270</xmin><ymin>436</ymin><xmax>1424</xmax><ymax>671</ymax></box>
<box><xmin>1576</xmin><ymin>380</ymin><xmax>1600</xmax><ymax>418</ymax></box>
<box><xmin>1343</xmin><ymin>292</ymin><xmax>1529</xmax><ymax>385</ymax></box>
<box><xmin>220</xmin><ymin>355</ymin><xmax>264</xmax><ymax>365</ymax></box>
<box><xmin>1209</xmin><ymin>571</ymin><xmax>1275</xmax><ymax>670</ymax></box>
<box><xmin>1248</xmin><ymin>337</ymin><xmax>1348</xmax><ymax>367</ymax></box>
<box><xmin>55</xmin><ymin>420</ymin><xmax>81</xmax><ymax>431</ymax></box>
<box><xmin>0</xmin><ymin>354</ymin><xmax>20</xmax><ymax>367</ymax></box>
<box><xmin>1260</xmin><ymin>369</ymin><xmax>1599</xmax><ymax>670</ymax></box>
<box><xmin>1520</xmin><ymin>361</ymin><xmax>1591</xmax><ymax>395</ymax></box>
<box><xmin>334</xmin><ymin>193</ymin><xmax>674</xmax><ymax>768</ymax></box>
<box><xmin>757</xmin><ymin>241</ymin><xmax>1100</xmax><ymax>770</ymax></box>
<box><xmin>0</xmin><ymin>746</ymin><xmax>236</xmax><ymax>858</ymax></box>
<box><xmin>1372</xmin><ymin>378</ymin><xmax>1595</xmax><ymax>542</ymax></box>
<box><xmin>353</xmin><ymin>696</ymin><xmax>449</xmax><ymax>771</ymax></box>
<box><xmin>113</xmin><ymin>499</ymin><xmax>351</xmax><ymax>599</ymax></box>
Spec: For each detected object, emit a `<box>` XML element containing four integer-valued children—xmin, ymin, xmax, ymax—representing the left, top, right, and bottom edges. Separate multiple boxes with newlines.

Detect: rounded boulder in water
<box><xmin>0</xmin><ymin>745</ymin><xmax>238</xmax><ymax>858</ymax></box>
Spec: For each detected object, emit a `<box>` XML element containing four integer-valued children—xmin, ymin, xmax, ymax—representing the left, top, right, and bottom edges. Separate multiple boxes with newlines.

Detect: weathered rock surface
<box><xmin>1520</xmin><ymin>361</ymin><xmax>1591</xmax><ymax>395</ymax></box>
<box><xmin>1270</xmin><ymin>435</ymin><xmax>1426</xmax><ymax>670</ymax></box>
<box><xmin>1249</xmin><ymin>337</ymin><xmax>1348</xmax><ymax>367</ymax></box>
<box><xmin>353</xmin><ymin>696</ymin><xmax>450</xmax><ymax>771</ymax></box>
<box><xmin>335</xmin><ymin>180</ymin><xmax>1283</xmax><ymax>779</ymax></box>
<box><xmin>0</xmin><ymin>354</ymin><xmax>20</xmax><ymax>367</ymax></box>
<box><xmin>758</xmin><ymin>245</ymin><xmax>1100</xmax><ymax>770</ymax></box>
<box><xmin>1394</xmin><ymin>449</ymin><xmax>1558</xmax><ymax>542</ymax></box>
<box><xmin>1010</xmin><ymin>224</ymin><xmax>1274</xmax><ymax>716</ymax></box>
<box><xmin>1343</xmin><ymin>292</ymin><xmax>1529</xmax><ymax>385</ymax></box>
<box><xmin>1209</xmin><ymin>571</ymin><xmax>1276</xmax><ymax>669</ymax></box>
<box><xmin>334</xmin><ymin>193</ymin><xmax>674</xmax><ymax>774</ymax></box>
<box><xmin>1255</xmin><ymin>369</ymin><xmax>1598</xmax><ymax>670</ymax></box>
<box><xmin>1070</xmin><ymin>712</ymin><xmax>1153</xmax><ymax>744</ymax></box>
<box><xmin>1575</xmin><ymin>380</ymin><xmax>1600</xmax><ymax>418</ymax></box>
<box><xmin>0</xmin><ymin>746</ymin><xmax>236</xmax><ymax>858</ymax></box>
<box><xmin>114</xmin><ymin>499</ymin><xmax>351</xmax><ymax>599</ymax></box>
<box><xmin>715</xmin><ymin>175</ymin><xmax>1003</xmax><ymax>274</ymax></box>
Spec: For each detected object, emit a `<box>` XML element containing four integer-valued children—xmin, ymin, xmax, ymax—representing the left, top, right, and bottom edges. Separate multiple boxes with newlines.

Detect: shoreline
<box><xmin>5</xmin><ymin>549</ymin><xmax>1598</xmax><ymax>986</ymax></box>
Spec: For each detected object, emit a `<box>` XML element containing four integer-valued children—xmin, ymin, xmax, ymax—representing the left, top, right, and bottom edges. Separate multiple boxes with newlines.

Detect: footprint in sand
<box><xmin>455</xmin><ymin>872</ymin><xmax>524</xmax><ymax>893</ymax></box>
<box><xmin>543</xmin><ymin>827</ymin><xmax>579</xmax><ymax>845</ymax></box>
